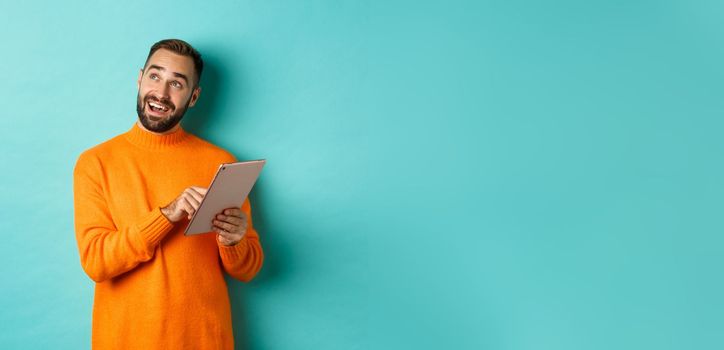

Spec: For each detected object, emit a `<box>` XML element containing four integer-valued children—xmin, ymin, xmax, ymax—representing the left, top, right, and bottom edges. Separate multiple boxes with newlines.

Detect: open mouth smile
<box><xmin>147</xmin><ymin>100</ymin><xmax>172</xmax><ymax>115</ymax></box>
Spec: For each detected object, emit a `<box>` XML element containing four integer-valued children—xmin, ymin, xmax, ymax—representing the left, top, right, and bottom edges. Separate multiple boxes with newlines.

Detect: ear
<box><xmin>189</xmin><ymin>86</ymin><xmax>202</xmax><ymax>107</ymax></box>
<box><xmin>137</xmin><ymin>69</ymin><xmax>143</xmax><ymax>90</ymax></box>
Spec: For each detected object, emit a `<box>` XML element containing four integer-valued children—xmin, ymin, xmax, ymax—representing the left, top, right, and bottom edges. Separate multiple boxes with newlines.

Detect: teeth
<box><xmin>149</xmin><ymin>102</ymin><xmax>169</xmax><ymax>111</ymax></box>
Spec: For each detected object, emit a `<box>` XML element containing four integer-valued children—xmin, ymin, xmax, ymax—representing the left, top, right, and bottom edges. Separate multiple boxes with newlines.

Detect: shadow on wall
<box><xmin>228</xmin><ymin>184</ymin><xmax>289</xmax><ymax>350</ymax></box>
<box><xmin>182</xmin><ymin>47</ymin><xmax>289</xmax><ymax>350</ymax></box>
<box><xmin>181</xmin><ymin>50</ymin><xmax>224</xmax><ymax>139</ymax></box>
<box><xmin>182</xmin><ymin>45</ymin><xmax>254</xmax><ymax>144</ymax></box>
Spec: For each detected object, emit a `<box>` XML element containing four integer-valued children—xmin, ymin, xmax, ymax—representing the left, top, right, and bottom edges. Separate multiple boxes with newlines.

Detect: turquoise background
<box><xmin>1</xmin><ymin>0</ymin><xmax>723</xmax><ymax>349</ymax></box>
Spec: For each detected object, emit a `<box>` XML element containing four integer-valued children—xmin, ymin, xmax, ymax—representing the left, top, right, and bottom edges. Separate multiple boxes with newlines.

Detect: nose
<box><xmin>159</xmin><ymin>83</ymin><xmax>171</xmax><ymax>99</ymax></box>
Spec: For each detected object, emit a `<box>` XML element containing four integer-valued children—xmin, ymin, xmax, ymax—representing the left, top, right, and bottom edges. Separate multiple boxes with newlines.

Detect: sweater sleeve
<box><xmin>218</xmin><ymin>197</ymin><xmax>264</xmax><ymax>282</ymax></box>
<box><xmin>73</xmin><ymin>152</ymin><xmax>175</xmax><ymax>283</ymax></box>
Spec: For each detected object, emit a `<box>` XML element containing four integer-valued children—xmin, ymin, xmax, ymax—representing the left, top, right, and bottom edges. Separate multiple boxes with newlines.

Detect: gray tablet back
<box><xmin>184</xmin><ymin>159</ymin><xmax>266</xmax><ymax>235</ymax></box>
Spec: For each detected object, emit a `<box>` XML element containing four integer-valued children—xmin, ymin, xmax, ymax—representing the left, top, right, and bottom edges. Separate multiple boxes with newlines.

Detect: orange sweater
<box><xmin>73</xmin><ymin>123</ymin><xmax>263</xmax><ymax>349</ymax></box>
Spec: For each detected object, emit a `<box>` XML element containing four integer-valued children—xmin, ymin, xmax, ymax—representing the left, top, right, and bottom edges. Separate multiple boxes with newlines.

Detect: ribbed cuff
<box><xmin>218</xmin><ymin>236</ymin><xmax>250</xmax><ymax>262</ymax></box>
<box><xmin>134</xmin><ymin>207</ymin><xmax>175</xmax><ymax>253</ymax></box>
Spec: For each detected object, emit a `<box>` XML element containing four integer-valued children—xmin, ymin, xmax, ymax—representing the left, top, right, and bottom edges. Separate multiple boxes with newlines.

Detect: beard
<box><xmin>136</xmin><ymin>92</ymin><xmax>192</xmax><ymax>133</ymax></box>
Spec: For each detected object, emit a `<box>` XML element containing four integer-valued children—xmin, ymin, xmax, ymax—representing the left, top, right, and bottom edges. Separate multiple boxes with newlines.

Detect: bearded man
<box><xmin>72</xmin><ymin>38</ymin><xmax>263</xmax><ymax>349</ymax></box>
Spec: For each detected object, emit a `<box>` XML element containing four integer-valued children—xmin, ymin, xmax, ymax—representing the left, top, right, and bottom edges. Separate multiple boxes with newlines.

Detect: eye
<box><xmin>149</xmin><ymin>73</ymin><xmax>159</xmax><ymax>80</ymax></box>
<box><xmin>171</xmin><ymin>81</ymin><xmax>183</xmax><ymax>89</ymax></box>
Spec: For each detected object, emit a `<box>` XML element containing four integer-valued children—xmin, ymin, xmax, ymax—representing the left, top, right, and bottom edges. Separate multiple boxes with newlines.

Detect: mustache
<box><xmin>144</xmin><ymin>96</ymin><xmax>176</xmax><ymax>110</ymax></box>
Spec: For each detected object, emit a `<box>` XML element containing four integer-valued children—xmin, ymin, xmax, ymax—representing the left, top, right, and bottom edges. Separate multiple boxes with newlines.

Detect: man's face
<box><xmin>136</xmin><ymin>49</ymin><xmax>201</xmax><ymax>133</ymax></box>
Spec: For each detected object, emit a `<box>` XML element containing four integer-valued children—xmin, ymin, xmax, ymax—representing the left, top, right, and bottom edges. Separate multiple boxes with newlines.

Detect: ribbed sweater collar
<box><xmin>124</xmin><ymin>122</ymin><xmax>191</xmax><ymax>150</ymax></box>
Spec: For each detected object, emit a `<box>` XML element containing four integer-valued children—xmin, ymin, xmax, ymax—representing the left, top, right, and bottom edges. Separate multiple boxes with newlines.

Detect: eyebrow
<box><xmin>147</xmin><ymin>64</ymin><xmax>190</xmax><ymax>85</ymax></box>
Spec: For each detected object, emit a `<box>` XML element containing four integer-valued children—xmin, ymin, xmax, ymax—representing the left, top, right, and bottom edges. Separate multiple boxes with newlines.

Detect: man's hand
<box><xmin>213</xmin><ymin>207</ymin><xmax>248</xmax><ymax>246</ymax></box>
<box><xmin>160</xmin><ymin>186</ymin><xmax>208</xmax><ymax>223</ymax></box>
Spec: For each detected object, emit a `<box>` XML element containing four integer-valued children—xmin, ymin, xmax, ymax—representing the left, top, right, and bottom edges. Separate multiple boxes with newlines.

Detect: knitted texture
<box><xmin>73</xmin><ymin>122</ymin><xmax>263</xmax><ymax>349</ymax></box>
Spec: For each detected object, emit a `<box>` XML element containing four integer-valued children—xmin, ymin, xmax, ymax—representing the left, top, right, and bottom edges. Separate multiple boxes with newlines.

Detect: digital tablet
<box><xmin>184</xmin><ymin>159</ymin><xmax>266</xmax><ymax>236</ymax></box>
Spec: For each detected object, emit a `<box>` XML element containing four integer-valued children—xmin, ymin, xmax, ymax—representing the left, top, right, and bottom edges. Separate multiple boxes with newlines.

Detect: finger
<box><xmin>185</xmin><ymin>188</ymin><xmax>205</xmax><ymax>205</ymax></box>
<box><xmin>216</xmin><ymin>212</ymin><xmax>246</xmax><ymax>225</ymax></box>
<box><xmin>213</xmin><ymin>220</ymin><xmax>237</xmax><ymax>233</ymax></box>
<box><xmin>181</xmin><ymin>198</ymin><xmax>197</xmax><ymax>217</ymax></box>
<box><xmin>184</xmin><ymin>193</ymin><xmax>201</xmax><ymax>210</ymax></box>
<box><xmin>214</xmin><ymin>224</ymin><xmax>244</xmax><ymax>243</ymax></box>
<box><xmin>214</xmin><ymin>227</ymin><xmax>230</xmax><ymax>241</ymax></box>
<box><xmin>223</xmin><ymin>208</ymin><xmax>244</xmax><ymax>217</ymax></box>
<box><xmin>214</xmin><ymin>222</ymin><xmax>246</xmax><ymax>237</ymax></box>
<box><xmin>216</xmin><ymin>214</ymin><xmax>244</xmax><ymax>226</ymax></box>
<box><xmin>216</xmin><ymin>231</ymin><xmax>235</xmax><ymax>245</ymax></box>
<box><xmin>190</xmin><ymin>186</ymin><xmax>209</xmax><ymax>196</ymax></box>
<box><xmin>219</xmin><ymin>221</ymin><xmax>247</xmax><ymax>235</ymax></box>
<box><xmin>187</xmin><ymin>190</ymin><xmax>204</xmax><ymax>204</ymax></box>
<box><xmin>214</xmin><ymin>226</ymin><xmax>240</xmax><ymax>240</ymax></box>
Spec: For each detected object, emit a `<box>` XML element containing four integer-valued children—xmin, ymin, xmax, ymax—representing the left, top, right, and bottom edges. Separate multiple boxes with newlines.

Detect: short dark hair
<box><xmin>144</xmin><ymin>39</ymin><xmax>204</xmax><ymax>87</ymax></box>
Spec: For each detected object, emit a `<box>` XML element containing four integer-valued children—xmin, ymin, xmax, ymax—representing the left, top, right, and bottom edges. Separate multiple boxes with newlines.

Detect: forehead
<box><xmin>144</xmin><ymin>48</ymin><xmax>196</xmax><ymax>77</ymax></box>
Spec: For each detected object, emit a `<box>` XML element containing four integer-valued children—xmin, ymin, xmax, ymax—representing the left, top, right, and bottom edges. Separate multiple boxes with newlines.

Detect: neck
<box><xmin>136</xmin><ymin>120</ymin><xmax>181</xmax><ymax>135</ymax></box>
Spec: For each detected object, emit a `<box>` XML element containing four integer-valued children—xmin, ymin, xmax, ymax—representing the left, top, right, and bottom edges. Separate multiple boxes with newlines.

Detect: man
<box><xmin>73</xmin><ymin>39</ymin><xmax>263</xmax><ymax>349</ymax></box>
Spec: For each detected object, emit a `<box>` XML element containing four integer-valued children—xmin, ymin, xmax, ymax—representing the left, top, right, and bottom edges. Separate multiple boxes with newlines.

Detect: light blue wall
<box><xmin>1</xmin><ymin>0</ymin><xmax>723</xmax><ymax>349</ymax></box>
